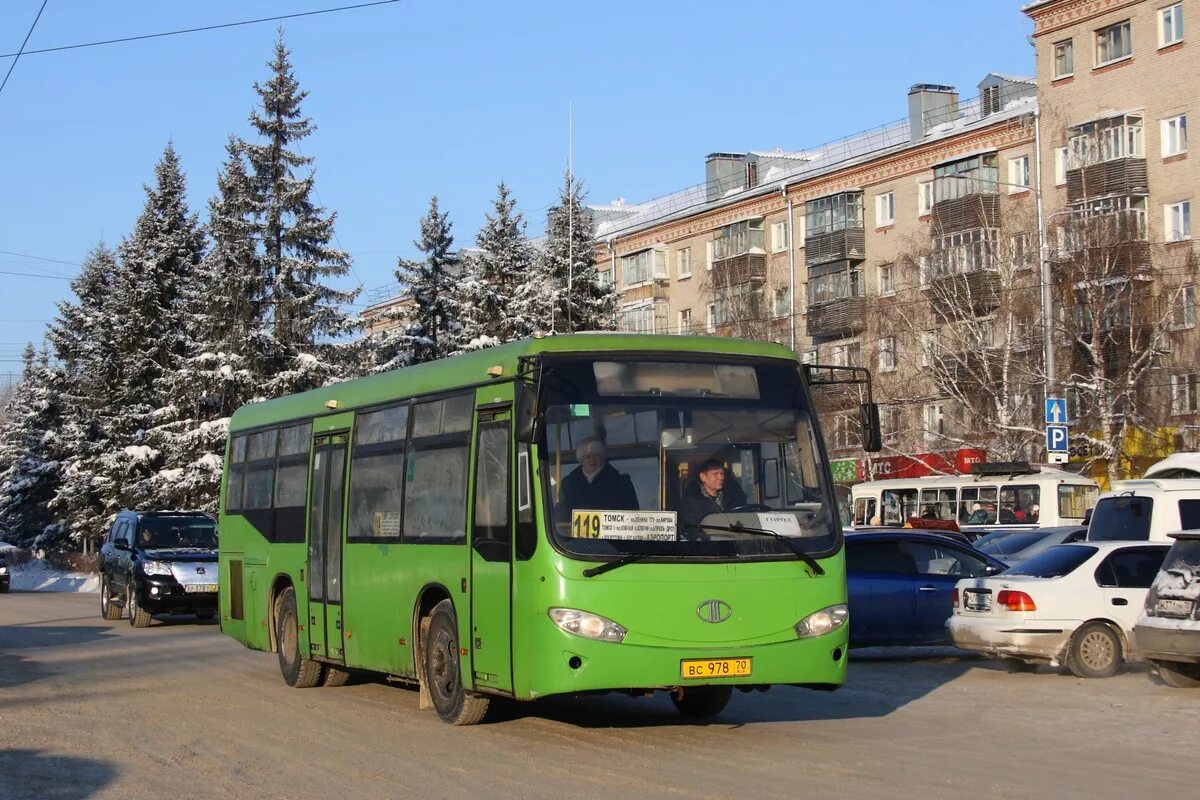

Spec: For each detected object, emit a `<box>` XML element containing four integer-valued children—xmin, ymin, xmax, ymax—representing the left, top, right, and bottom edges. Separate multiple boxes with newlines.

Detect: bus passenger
<box><xmin>965</xmin><ymin>503</ymin><xmax>990</xmax><ymax>525</ymax></box>
<box><xmin>557</xmin><ymin>437</ymin><xmax>639</xmax><ymax>518</ymax></box>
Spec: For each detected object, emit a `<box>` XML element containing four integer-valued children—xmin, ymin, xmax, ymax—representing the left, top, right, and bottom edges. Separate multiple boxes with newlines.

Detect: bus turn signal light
<box><xmin>996</xmin><ymin>590</ymin><xmax>1036</xmax><ymax>611</ymax></box>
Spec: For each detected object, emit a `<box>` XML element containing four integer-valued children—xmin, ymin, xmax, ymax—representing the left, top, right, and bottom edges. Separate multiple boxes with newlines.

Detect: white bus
<box><xmin>849</xmin><ymin>463</ymin><xmax>1099</xmax><ymax>530</ymax></box>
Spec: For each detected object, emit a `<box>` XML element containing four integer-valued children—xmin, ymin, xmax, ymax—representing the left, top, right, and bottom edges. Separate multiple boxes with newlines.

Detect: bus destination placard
<box><xmin>571</xmin><ymin>510</ymin><xmax>677</xmax><ymax>541</ymax></box>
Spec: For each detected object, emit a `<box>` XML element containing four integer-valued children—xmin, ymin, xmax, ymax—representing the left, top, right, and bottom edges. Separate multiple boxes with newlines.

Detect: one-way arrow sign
<box><xmin>1045</xmin><ymin>397</ymin><xmax>1067</xmax><ymax>425</ymax></box>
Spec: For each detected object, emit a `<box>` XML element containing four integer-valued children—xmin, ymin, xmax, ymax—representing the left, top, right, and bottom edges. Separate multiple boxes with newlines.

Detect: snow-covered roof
<box><xmin>594</xmin><ymin>88</ymin><xmax>1039</xmax><ymax>242</ymax></box>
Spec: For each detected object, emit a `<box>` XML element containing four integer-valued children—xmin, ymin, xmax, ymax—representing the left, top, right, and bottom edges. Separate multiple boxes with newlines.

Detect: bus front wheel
<box><xmin>671</xmin><ymin>686</ymin><xmax>732</xmax><ymax>718</ymax></box>
<box><xmin>276</xmin><ymin>586</ymin><xmax>325</xmax><ymax>688</ymax></box>
<box><xmin>424</xmin><ymin>600</ymin><xmax>489</xmax><ymax>725</ymax></box>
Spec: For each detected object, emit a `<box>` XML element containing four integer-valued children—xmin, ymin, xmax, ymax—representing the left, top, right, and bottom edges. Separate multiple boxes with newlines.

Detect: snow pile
<box><xmin>1155</xmin><ymin>565</ymin><xmax>1200</xmax><ymax>600</ymax></box>
<box><xmin>7</xmin><ymin>557</ymin><xmax>99</xmax><ymax>593</ymax></box>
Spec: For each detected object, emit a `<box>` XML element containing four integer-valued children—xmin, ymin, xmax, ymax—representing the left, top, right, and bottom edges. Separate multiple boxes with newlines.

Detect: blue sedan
<box><xmin>846</xmin><ymin>530</ymin><xmax>1007</xmax><ymax>647</ymax></box>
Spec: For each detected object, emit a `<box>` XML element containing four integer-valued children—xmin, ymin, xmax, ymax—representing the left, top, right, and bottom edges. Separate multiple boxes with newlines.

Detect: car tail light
<box><xmin>952</xmin><ymin>588</ymin><xmax>959</xmax><ymax>608</ymax></box>
<box><xmin>996</xmin><ymin>590</ymin><xmax>1036</xmax><ymax>612</ymax></box>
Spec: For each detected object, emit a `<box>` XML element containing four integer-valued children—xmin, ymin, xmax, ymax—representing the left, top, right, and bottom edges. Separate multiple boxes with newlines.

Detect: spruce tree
<box><xmin>541</xmin><ymin>171</ymin><xmax>615</xmax><ymax>333</ymax></box>
<box><xmin>46</xmin><ymin>244</ymin><xmax>120</xmax><ymax>547</ymax></box>
<box><xmin>241</xmin><ymin>30</ymin><xmax>360</xmax><ymax>395</ymax></box>
<box><xmin>395</xmin><ymin>196</ymin><xmax>462</xmax><ymax>363</ymax></box>
<box><xmin>459</xmin><ymin>181</ymin><xmax>537</xmax><ymax>346</ymax></box>
<box><xmin>0</xmin><ymin>345</ymin><xmax>63</xmax><ymax>549</ymax></box>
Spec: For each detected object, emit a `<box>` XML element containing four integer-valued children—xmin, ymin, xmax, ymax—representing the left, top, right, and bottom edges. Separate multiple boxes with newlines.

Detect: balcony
<box><xmin>931</xmin><ymin>193</ymin><xmax>1000</xmax><ymax>235</ymax></box>
<box><xmin>711</xmin><ymin>252</ymin><xmax>767</xmax><ymax>286</ymax></box>
<box><xmin>1054</xmin><ymin>208</ymin><xmax>1150</xmax><ymax>277</ymax></box>
<box><xmin>925</xmin><ymin>269</ymin><xmax>1000</xmax><ymax>317</ymax></box>
<box><xmin>807</xmin><ymin>296</ymin><xmax>867</xmax><ymax>339</ymax></box>
<box><xmin>1066</xmin><ymin>158</ymin><xmax>1148</xmax><ymax>203</ymax></box>
<box><xmin>804</xmin><ymin>227</ymin><xmax>866</xmax><ymax>267</ymax></box>
<box><xmin>620</xmin><ymin>278</ymin><xmax>671</xmax><ymax>303</ymax></box>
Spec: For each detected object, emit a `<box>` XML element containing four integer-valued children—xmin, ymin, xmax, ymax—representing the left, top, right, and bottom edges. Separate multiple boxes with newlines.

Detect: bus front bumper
<box><xmin>525</xmin><ymin>626</ymin><xmax>849</xmax><ymax>699</ymax></box>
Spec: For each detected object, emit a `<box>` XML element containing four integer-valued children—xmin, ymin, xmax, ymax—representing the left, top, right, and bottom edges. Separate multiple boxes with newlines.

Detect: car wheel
<box><xmin>101</xmin><ymin>578</ymin><xmax>122</xmax><ymax>620</ymax></box>
<box><xmin>1154</xmin><ymin>661</ymin><xmax>1200</xmax><ymax>689</ymax></box>
<box><xmin>424</xmin><ymin>600</ymin><xmax>489</xmax><ymax>725</ymax></box>
<box><xmin>127</xmin><ymin>580</ymin><xmax>152</xmax><ymax>628</ymax></box>
<box><xmin>322</xmin><ymin>664</ymin><xmax>352</xmax><ymax>687</ymax></box>
<box><xmin>1066</xmin><ymin>622</ymin><xmax>1122</xmax><ymax>678</ymax></box>
<box><xmin>670</xmin><ymin>686</ymin><xmax>733</xmax><ymax>718</ymax></box>
<box><xmin>275</xmin><ymin>587</ymin><xmax>324</xmax><ymax>688</ymax></box>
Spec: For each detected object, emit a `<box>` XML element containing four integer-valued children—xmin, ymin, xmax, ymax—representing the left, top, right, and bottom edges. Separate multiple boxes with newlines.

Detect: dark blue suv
<box><xmin>99</xmin><ymin>510</ymin><xmax>218</xmax><ymax>627</ymax></box>
<box><xmin>846</xmin><ymin>530</ymin><xmax>1006</xmax><ymax>647</ymax></box>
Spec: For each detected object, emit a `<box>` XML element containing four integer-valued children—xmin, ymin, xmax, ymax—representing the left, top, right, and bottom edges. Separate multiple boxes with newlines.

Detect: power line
<box><xmin>0</xmin><ymin>1</ymin><xmax>404</xmax><ymax>59</ymax></box>
<box><xmin>0</xmin><ymin>249</ymin><xmax>81</xmax><ymax>267</ymax></box>
<box><xmin>0</xmin><ymin>0</ymin><xmax>48</xmax><ymax>99</ymax></box>
<box><xmin>0</xmin><ymin>269</ymin><xmax>70</xmax><ymax>280</ymax></box>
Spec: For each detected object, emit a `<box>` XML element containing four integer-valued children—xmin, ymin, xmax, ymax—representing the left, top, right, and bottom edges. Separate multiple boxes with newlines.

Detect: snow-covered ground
<box><xmin>1</xmin><ymin>545</ymin><xmax>99</xmax><ymax>592</ymax></box>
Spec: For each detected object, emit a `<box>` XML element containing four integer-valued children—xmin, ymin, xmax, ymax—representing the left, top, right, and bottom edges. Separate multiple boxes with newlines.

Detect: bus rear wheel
<box><xmin>424</xmin><ymin>600</ymin><xmax>489</xmax><ymax>726</ymax></box>
<box><xmin>671</xmin><ymin>686</ymin><xmax>733</xmax><ymax>718</ymax></box>
<box><xmin>276</xmin><ymin>586</ymin><xmax>325</xmax><ymax>688</ymax></box>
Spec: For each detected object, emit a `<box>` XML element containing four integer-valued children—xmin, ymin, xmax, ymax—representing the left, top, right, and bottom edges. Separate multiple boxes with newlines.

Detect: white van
<box><xmin>1086</xmin><ymin>457</ymin><xmax>1200</xmax><ymax>543</ymax></box>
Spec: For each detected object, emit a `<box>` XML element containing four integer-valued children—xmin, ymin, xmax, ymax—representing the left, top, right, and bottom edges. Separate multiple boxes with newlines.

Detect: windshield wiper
<box><xmin>581</xmin><ymin>552</ymin><xmax>654</xmax><ymax>578</ymax></box>
<box><xmin>697</xmin><ymin>522</ymin><xmax>825</xmax><ymax>576</ymax></box>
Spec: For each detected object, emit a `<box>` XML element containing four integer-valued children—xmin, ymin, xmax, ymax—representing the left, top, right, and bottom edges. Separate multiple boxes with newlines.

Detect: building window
<box><xmin>918</xmin><ymin>180</ymin><xmax>934</xmax><ymax>216</ymax></box>
<box><xmin>1162</xmin><ymin>114</ymin><xmax>1188</xmax><ymax>157</ymax></box>
<box><xmin>931</xmin><ymin>228</ymin><xmax>997</xmax><ymax>277</ymax></box>
<box><xmin>921</xmin><ymin>331</ymin><xmax>939</xmax><ymax>367</ymax></box>
<box><xmin>1067</xmin><ymin>114</ymin><xmax>1143</xmax><ymax>168</ymax></box>
<box><xmin>1166</xmin><ymin>200</ymin><xmax>1192</xmax><ymax>241</ymax></box>
<box><xmin>1171</xmin><ymin>285</ymin><xmax>1196</xmax><ymax>329</ymax></box>
<box><xmin>771</xmin><ymin>221</ymin><xmax>788</xmax><ymax>253</ymax></box>
<box><xmin>879</xmin><ymin>337</ymin><xmax>897</xmax><ymax>372</ymax></box>
<box><xmin>831</xmin><ymin>341</ymin><xmax>862</xmax><ymax>368</ymax></box>
<box><xmin>1171</xmin><ymin>373</ymin><xmax>1198</xmax><ymax>415</ymax></box>
<box><xmin>1053</xmin><ymin>39</ymin><xmax>1074</xmax><ymax>78</ymax></box>
<box><xmin>617</xmin><ymin>304</ymin><xmax>655</xmax><ymax>334</ymax></box>
<box><xmin>923</xmin><ymin>403</ymin><xmax>945</xmax><ymax>439</ymax></box>
<box><xmin>620</xmin><ymin>250</ymin><xmax>659</xmax><ymax>286</ymax></box>
<box><xmin>713</xmin><ymin>219</ymin><xmax>764</xmax><ymax>261</ymax></box>
<box><xmin>801</xmin><ymin>348</ymin><xmax>817</xmax><ymax>364</ymax></box>
<box><xmin>1096</xmin><ymin>20</ymin><xmax>1132</xmax><ymax>66</ymax></box>
<box><xmin>879</xmin><ymin>263</ymin><xmax>894</xmax><ymax>296</ymax></box>
<box><xmin>805</xmin><ymin>193</ymin><xmax>864</xmax><ymax>236</ymax></box>
<box><xmin>933</xmin><ymin>154</ymin><xmax>998</xmax><ymax>203</ymax></box>
<box><xmin>809</xmin><ymin>266</ymin><xmax>863</xmax><ymax>305</ymax></box>
<box><xmin>705</xmin><ymin>240</ymin><xmax>714</xmax><ymax>270</ymax></box>
<box><xmin>875</xmin><ymin>192</ymin><xmax>895</xmax><ymax>227</ymax></box>
<box><xmin>774</xmin><ymin>286</ymin><xmax>790</xmax><ymax>318</ymax></box>
<box><xmin>1007</xmin><ymin>155</ymin><xmax>1030</xmax><ymax>193</ymax></box>
<box><xmin>677</xmin><ymin>247</ymin><xmax>692</xmax><ymax>278</ymax></box>
<box><xmin>1160</xmin><ymin>3</ymin><xmax>1184</xmax><ymax>47</ymax></box>
<box><xmin>678</xmin><ymin>308</ymin><xmax>692</xmax><ymax>334</ymax></box>
<box><xmin>597</xmin><ymin>269</ymin><xmax>613</xmax><ymax>288</ymax></box>
<box><xmin>1011</xmin><ymin>232</ymin><xmax>1034</xmax><ymax>269</ymax></box>
<box><xmin>881</xmin><ymin>406</ymin><xmax>900</xmax><ymax>445</ymax></box>
<box><xmin>706</xmin><ymin>303</ymin><xmax>715</xmax><ymax>331</ymax></box>
<box><xmin>1054</xmin><ymin>146</ymin><xmax>1069</xmax><ymax>185</ymax></box>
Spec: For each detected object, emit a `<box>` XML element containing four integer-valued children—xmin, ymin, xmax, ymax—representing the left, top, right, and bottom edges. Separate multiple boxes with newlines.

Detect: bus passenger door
<box><xmin>308</xmin><ymin>433</ymin><xmax>349</xmax><ymax>663</ymax></box>
<box><xmin>470</xmin><ymin>407</ymin><xmax>512</xmax><ymax>692</ymax></box>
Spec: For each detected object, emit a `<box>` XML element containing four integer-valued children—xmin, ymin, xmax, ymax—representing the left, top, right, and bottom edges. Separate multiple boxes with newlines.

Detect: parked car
<box><xmin>845</xmin><ymin>530</ymin><xmax>1007</xmax><ymax>647</ymax></box>
<box><xmin>1133</xmin><ymin>530</ymin><xmax>1200</xmax><ymax>688</ymax></box>
<box><xmin>949</xmin><ymin>542</ymin><xmax>1169</xmax><ymax>677</ymax></box>
<box><xmin>99</xmin><ymin>510</ymin><xmax>219</xmax><ymax>627</ymax></box>
<box><xmin>975</xmin><ymin>526</ymin><xmax>1088</xmax><ymax>566</ymax></box>
<box><xmin>1087</xmin><ymin>478</ymin><xmax>1200</xmax><ymax>543</ymax></box>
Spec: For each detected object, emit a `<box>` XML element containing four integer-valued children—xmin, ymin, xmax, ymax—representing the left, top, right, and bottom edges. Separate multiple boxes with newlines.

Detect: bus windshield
<box><xmin>537</xmin><ymin>357</ymin><xmax>836</xmax><ymax>561</ymax></box>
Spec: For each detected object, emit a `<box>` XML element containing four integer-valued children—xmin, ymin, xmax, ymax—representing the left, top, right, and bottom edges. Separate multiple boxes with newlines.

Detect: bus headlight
<box><xmin>795</xmin><ymin>604</ymin><xmax>848</xmax><ymax>638</ymax></box>
<box><xmin>548</xmin><ymin>608</ymin><xmax>627</xmax><ymax>643</ymax></box>
<box><xmin>141</xmin><ymin>560</ymin><xmax>172</xmax><ymax>577</ymax></box>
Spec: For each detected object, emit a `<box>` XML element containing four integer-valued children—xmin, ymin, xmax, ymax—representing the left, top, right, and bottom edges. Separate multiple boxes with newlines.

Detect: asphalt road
<box><xmin>2</xmin><ymin>591</ymin><xmax>1197</xmax><ymax>800</ymax></box>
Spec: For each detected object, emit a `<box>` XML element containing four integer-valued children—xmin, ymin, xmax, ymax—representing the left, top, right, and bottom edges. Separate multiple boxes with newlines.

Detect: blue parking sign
<box><xmin>1046</xmin><ymin>425</ymin><xmax>1068</xmax><ymax>452</ymax></box>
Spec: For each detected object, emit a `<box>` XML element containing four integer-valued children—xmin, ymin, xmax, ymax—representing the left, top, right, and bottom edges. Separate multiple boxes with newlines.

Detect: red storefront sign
<box><xmin>857</xmin><ymin>448</ymin><xmax>987</xmax><ymax>481</ymax></box>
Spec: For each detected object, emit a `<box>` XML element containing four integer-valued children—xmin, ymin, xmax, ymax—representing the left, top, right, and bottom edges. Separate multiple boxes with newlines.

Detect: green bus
<box><xmin>217</xmin><ymin>334</ymin><xmax>880</xmax><ymax>724</ymax></box>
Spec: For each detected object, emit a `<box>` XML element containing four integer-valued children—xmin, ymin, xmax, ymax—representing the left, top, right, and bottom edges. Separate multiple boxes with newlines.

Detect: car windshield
<box><xmin>1004</xmin><ymin>544</ymin><xmax>1096</xmax><ymax>577</ymax></box>
<box><xmin>978</xmin><ymin>531</ymin><xmax>1050</xmax><ymax>557</ymax></box>
<box><xmin>1088</xmin><ymin>496</ymin><xmax>1153</xmax><ymax>541</ymax></box>
<box><xmin>538</xmin><ymin>357</ymin><xmax>836</xmax><ymax>561</ymax></box>
<box><xmin>138</xmin><ymin>517</ymin><xmax>218</xmax><ymax>549</ymax></box>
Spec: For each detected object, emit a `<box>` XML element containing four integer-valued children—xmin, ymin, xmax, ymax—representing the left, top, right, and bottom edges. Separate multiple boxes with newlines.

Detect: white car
<box><xmin>948</xmin><ymin>542</ymin><xmax>1169</xmax><ymax>677</ymax></box>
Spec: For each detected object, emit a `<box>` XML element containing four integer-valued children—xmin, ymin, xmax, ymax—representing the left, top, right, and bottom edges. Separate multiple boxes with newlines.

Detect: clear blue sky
<box><xmin>0</xmin><ymin>0</ymin><xmax>1036</xmax><ymax>376</ymax></box>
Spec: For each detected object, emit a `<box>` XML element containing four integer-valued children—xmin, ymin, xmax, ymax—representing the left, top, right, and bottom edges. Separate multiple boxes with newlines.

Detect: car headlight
<box><xmin>0</xmin><ymin>565</ymin><xmax>8</xmax><ymax>574</ymax></box>
<box><xmin>795</xmin><ymin>604</ymin><xmax>849</xmax><ymax>638</ymax></box>
<box><xmin>141</xmin><ymin>560</ymin><xmax>172</xmax><ymax>577</ymax></box>
<box><xmin>548</xmin><ymin>608</ymin><xmax>627</xmax><ymax>643</ymax></box>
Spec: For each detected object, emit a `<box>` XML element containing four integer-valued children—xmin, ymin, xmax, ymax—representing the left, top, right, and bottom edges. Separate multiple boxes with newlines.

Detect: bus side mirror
<box><xmin>1083</xmin><ymin>508</ymin><xmax>1093</xmax><ymax>526</ymax></box>
<box><xmin>860</xmin><ymin>402</ymin><xmax>882</xmax><ymax>452</ymax></box>
<box><xmin>515</xmin><ymin>381</ymin><xmax>541</xmax><ymax>444</ymax></box>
